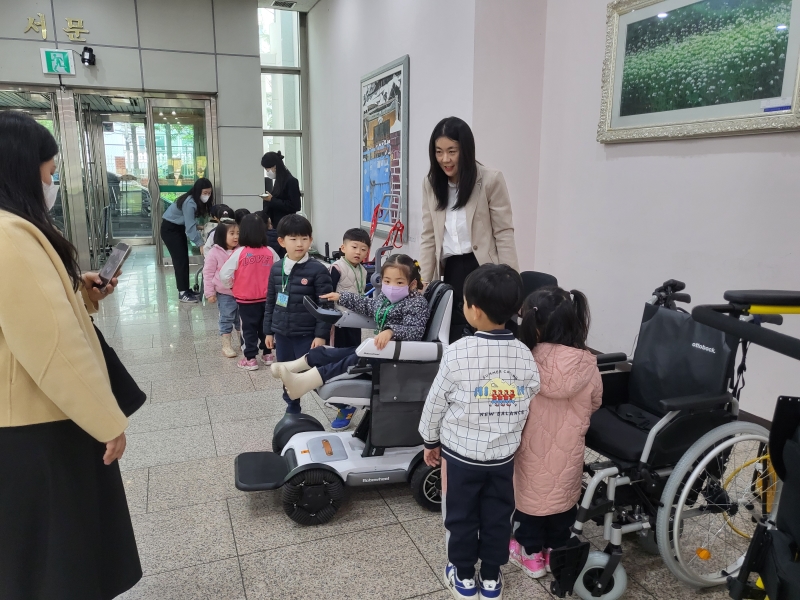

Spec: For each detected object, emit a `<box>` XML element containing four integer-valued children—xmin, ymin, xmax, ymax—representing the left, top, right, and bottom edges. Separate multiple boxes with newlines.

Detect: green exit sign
<box><xmin>40</xmin><ymin>48</ymin><xmax>76</xmax><ymax>75</ymax></box>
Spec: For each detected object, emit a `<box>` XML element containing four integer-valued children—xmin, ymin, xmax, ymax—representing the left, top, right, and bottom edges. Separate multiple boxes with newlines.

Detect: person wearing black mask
<box><xmin>260</xmin><ymin>151</ymin><xmax>300</xmax><ymax>258</ymax></box>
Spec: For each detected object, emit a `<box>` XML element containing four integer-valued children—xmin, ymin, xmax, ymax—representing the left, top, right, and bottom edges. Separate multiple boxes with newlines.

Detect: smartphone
<box><xmin>98</xmin><ymin>243</ymin><xmax>131</xmax><ymax>290</ymax></box>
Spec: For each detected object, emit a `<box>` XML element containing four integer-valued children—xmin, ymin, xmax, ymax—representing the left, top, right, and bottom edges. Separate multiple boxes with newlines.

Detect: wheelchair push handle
<box><xmin>692</xmin><ymin>304</ymin><xmax>800</xmax><ymax>361</ymax></box>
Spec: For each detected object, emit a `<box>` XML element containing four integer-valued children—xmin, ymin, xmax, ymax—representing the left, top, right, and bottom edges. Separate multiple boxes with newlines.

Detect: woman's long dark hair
<box><xmin>0</xmin><ymin>111</ymin><xmax>81</xmax><ymax>288</ymax></box>
<box><xmin>427</xmin><ymin>117</ymin><xmax>478</xmax><ymax>211</ymax></box>
<box><xmin>519</xmin><ymin>286</ymin><xmax>591</xmax><ymax>352</ymax></box>
<box><xmin>176</xmin><ymin>177</ymin><xmax>213</xmax><ymax>217</ymax></box>
<box><xmin>261</xmin><ymin>151</ymin><xmax>294</xmax><ymax>197</ymax></box>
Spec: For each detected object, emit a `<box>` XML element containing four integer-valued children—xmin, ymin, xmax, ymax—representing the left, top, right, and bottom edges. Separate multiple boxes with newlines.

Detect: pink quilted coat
<box><xmin>514</xmin><ymin>343</ymin><xmax>603</xmax><ymax>516</ymax></box>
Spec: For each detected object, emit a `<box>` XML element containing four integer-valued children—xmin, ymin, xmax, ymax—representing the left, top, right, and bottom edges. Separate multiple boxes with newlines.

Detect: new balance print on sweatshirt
<box><xmin>418</xmin><ymin>330</ymin><xmax>540</xmax><ymax>468</ymax></box>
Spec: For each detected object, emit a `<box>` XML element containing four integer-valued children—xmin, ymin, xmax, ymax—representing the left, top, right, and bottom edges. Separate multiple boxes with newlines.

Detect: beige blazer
<box><xmin>419</xmin><ymin>164</ymin><xmax>519</xmax><ymax>283</ymax></box>
<box><xmin>0</xmin><ymin>211</ymin><xmax>128</xmax><ymax>443</ymax></box>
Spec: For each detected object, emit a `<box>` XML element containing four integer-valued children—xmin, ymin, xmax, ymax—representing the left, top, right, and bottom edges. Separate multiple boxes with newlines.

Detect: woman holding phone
<box><xmin>0</xmin><ymin>111</ymin><xmax>141</xmax><ymax>600</ymax></box>
<box><xmin>419</xmin><ymin>116</ymin><xmax>519</xmax><ymax>341</ymax></box>
<box><xmin>160</xmin><ymin>177</ymin><xmax>214</xmax><ymax>302</ymax></box>
<box><xmin>261</xmin><ymin>151</ymin><xmax>300</xmax><ymax>257</ymax></box>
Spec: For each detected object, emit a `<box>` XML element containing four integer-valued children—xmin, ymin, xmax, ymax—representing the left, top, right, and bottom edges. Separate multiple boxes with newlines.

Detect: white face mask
<box><xmin>266</xmin><ymin>169</ymin><xmax>276</xmax><ymax>180</ymax></box>
<box><xmin>200</xmin><ymin>193</ymin><xmax>211</xmax><ymax>203</ymax></box>
<box><xmin>43</xmin><ymin>181</ymin><xmax>58</xmax><ymax>211</ymax></box>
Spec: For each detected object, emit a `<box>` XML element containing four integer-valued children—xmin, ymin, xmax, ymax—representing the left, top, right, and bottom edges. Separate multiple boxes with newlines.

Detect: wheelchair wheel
<box><xmin>572</xmin><ymin>551</ymin><xmax>628</xmax><ymax>600</ymax></box>
<box><xmin>282</xmin><ymin>468</ymin><xmax>345</xmax><ymax>525</ymax></box>
<box><xmin>656</xmin><ymin>421</ymin><xmax>774</xmax><ymax>588</ymax></box>
<box><xmin>410</xmin><ymin>463</ymin><xmax>442</xmax><ymax>512</ymax></box>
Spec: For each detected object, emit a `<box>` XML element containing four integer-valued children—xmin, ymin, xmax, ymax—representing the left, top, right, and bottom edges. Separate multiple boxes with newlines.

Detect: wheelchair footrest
<box><xmin>549</xmin><ymin>539</ymin><xmax>591</xmax><ymax>598</ymax></box>
<box><xmin>235</xmin><ymin>452</ymin><xmax>290</xmax><ymax>491</ymax></box>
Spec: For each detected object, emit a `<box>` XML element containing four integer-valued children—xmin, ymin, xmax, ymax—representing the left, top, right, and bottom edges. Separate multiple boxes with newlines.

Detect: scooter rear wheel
<box><xmin>282</xmin><ymin>468</ymin><xmax>345</xmax><ymax>525</ymax></box>
<box><xmin>410</xmin><ymin>464</ymin><xmax>442</xmax><ymax>512</ymax></box>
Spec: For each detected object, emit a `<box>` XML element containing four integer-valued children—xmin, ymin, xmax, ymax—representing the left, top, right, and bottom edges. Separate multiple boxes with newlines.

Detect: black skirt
<box><xmin>0</xmin><ymin>420</ymin><xmax>142</xmax><ymax>600</ymax></box>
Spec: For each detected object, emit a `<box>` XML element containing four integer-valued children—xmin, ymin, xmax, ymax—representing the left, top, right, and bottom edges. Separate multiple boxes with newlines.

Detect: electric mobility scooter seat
<box><xmin>233</xmin><ymin>279</ymin><xmax>454</xmax><ymax>525</ymax></box>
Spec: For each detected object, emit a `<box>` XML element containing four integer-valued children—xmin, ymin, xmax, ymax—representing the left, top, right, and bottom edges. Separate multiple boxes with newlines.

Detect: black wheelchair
<box><xmin>551</xmin><ymin>281</ymin><xmax>780</xmax><ymax>599</ymax></box>
<box><xmin>686</xmin><ymin>290</ymin><xmax>800</xmax><ymax>600</ymax></box>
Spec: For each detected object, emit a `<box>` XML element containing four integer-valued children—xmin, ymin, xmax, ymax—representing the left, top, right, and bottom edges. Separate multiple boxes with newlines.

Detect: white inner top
<box><xmin>442</xmin><ymin>182</ymin><xmax>472</xmax><ymax>259</ymax></box>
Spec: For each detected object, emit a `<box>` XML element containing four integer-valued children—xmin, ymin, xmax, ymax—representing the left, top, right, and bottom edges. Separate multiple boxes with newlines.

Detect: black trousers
<box><xmin>238</xmin><ymin>302</ymin><xmax>266</xmax><ymax>360</ymax></box>
<box><xmin>161</xmin><ymin>220</ymin><xmax>190</xmax><ymax>292</ymax></box>
<box><xmin>274</xmin><ymin>332</ymin><xmax>316</xmax><ymax>413</ymax></box>
<box><xmin>444</xmin><ymin>457</ymin><xmax>515</xmax><ymax>581</ymax></box>
<box><xmin>514</xmin><ymin>505</ymin><xmax>578</xmax><ymax>554</ymax></box>
<box><xmin>443</xmin><ymin>252</ymin><xmax>480</xmax><ymax>342</ymax></box>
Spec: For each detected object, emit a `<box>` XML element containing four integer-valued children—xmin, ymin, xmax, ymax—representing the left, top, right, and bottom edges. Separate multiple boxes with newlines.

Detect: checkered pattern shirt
<box><xmin>418</xmin><ymin>330</ymin><xmax>540</xmax><ymax>467</ymax></box>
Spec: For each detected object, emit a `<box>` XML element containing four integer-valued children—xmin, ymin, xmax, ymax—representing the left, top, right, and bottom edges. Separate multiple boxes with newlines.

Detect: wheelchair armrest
<box><xmin>355</xmin><ymin>339</ymin><xmax>444</xmax><ymax>362</ymax></box>
<box><xmin>596</xmin><ymin>352</ymin><xmax>628</xmax><ymax>366</ymax></box>
<box><xmin>658</xmin><ymin>392</ymin><xmax>733</xmax><ymax>413</ymax></box>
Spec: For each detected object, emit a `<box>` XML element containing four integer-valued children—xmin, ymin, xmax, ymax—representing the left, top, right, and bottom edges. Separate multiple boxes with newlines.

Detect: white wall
<box><xmin>472</xmin><ymin>0</ymin><xmax>548</xmax><ymax>271</ymax></box>
<box><xmin>534</xmin><ymin>0</ymin><xmax>800</xmax><ymax>420</ymax></box>
<box><xmin>306</xmin><ymin>0</ymin><xmax>476</xmax><ymax>256</ymax></box>
<box><xmin>308</xmin><ymin>0</ymin><xmax>798</xmax><ymax>420</ymax></box>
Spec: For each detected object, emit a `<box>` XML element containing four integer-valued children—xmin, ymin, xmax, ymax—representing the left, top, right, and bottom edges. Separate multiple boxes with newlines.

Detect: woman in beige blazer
<box><xmin>0</xmin><ymin>112</ymin><xmax>141</xmax><ymax>600</ymax></box>
<box><xmin>420</xmin><ymin>117</ymin><xmax>519</xmax><ymax>341</ymax></box>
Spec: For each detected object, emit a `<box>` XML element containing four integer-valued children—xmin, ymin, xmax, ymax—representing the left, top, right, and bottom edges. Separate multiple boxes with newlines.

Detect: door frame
<box><xmin>145</xmin><ymin>97</ymin><xmax>220</xmax><ymax>267</ymax></box>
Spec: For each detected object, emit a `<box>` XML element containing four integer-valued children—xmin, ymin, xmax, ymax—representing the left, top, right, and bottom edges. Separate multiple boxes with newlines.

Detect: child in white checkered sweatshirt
<box><xmin>418</xmin><ymin>264</ymin><xmax>540</xmax><ymax>600</ymax></box>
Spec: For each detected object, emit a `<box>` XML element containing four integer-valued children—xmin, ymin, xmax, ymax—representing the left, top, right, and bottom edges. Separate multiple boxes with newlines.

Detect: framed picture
<box><xmin>360</xmin><ymin>55</ymin><xmax>409</xmax><ymax>238</ymax></box>
<box><xmin>598</xmin><ymin>0</ymin><xmax>800</xmax><ymax>142</ymax></box>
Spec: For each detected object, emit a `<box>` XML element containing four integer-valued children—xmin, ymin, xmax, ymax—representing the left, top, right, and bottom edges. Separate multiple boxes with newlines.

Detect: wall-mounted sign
<box><xmin>40</xmin><ymin>48</ymin><xmax>76</xmax><ymax>76</ymax></box>
<box><xmin>24</xmin><ymin>14</ymin><xmax>47</xmax><ymax>40</ymax></box>
<box><xmin>63</xmin><ymin>18</ymin><xmax>89</xmax><ymax>42</ymax></box>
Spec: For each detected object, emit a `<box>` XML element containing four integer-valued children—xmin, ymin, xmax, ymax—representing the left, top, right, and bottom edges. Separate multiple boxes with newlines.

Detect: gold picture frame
<box><xmin>598</xmin><ymin>0</ymin><xmax>800</xmax><ymax>143</ymax></box>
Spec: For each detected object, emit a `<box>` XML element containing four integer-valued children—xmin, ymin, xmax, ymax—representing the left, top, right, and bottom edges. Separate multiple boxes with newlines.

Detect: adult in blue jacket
<box><xmin>160</xmin><ymin>178</ymin><xmax>213</xmax><ymax>302</ymax></box>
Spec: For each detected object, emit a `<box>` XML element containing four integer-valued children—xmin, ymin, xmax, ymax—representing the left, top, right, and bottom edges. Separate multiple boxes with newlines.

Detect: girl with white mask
<box><xmin>260</xmin><ymin>151</ymin><xmax>300</xmax><ymax>258</ymax></box>
<box><xmin>160</xmin><ymin>177</ymin><xmax>214</xmax><ymax>302</ymax></box>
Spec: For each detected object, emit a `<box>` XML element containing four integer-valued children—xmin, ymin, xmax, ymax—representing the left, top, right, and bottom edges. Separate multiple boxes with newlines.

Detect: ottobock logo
<box><xmin>692</xmin><ymin>342</ymin><xmax>716</xmax><ymax>354</ymax></box>
<box><xmin>362</xmin><ymin>476</ymin><xmax>390</xmax><ymax>483</ymax></box>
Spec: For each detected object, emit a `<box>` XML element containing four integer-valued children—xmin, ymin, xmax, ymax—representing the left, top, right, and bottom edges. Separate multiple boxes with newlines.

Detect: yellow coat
<box><xmin>0</xmin><ymin>211</ymin><xmax>127</xmax><ymax>443</ymax></box>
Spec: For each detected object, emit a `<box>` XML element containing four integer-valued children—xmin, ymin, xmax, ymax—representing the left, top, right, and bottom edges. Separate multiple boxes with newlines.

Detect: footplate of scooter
<box><xmin>235</xmin><ymin>451</ymin><xmax>292</xmax><ymax>491</ymax></box>
<box><xmin>549</xmin><ymin>540</ymin><xmax>591</xmax><ymax>598</ymax></box>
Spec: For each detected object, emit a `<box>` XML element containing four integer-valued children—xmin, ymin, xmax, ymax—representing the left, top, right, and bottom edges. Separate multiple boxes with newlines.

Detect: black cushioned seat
<box><xmin>585</xmin><ymin>404</ymin><xmax>657</xmax><ymax>463</ymax></box>
<box><xmin>724</xmin><ymin>290</ymin><xmax>800</xmax><ymax>306</ymax></box>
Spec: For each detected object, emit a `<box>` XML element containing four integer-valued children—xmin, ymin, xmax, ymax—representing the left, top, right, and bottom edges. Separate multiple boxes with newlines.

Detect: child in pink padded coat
<box><xmin>510</xmin><ymin>286</ymin><xmax>603</xmax><ymax>578</ymax></box>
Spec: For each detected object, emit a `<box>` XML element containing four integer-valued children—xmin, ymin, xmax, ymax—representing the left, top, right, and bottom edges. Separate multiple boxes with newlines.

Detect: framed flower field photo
<box><xmin>598</xmin><ymin>0</ymin><xmax>800</xmax><ymax>142</ymax></box>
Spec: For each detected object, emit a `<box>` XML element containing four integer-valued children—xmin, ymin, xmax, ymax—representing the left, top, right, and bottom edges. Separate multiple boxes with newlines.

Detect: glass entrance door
<box><xmin>146</xmin><ymin>99</ymin><xmax>216</xmax><ymax>267</ymax></box>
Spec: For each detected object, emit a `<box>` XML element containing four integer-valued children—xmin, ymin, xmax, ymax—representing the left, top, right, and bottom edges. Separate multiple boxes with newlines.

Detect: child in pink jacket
<box><xmin>509</xmin><ymin>286</ymin><xmax>603</xmax><ymax>579</ymax></box>
<box><xmin>203</xmin><ymin>220</ymin><xmax>240</xmax><ymax>358</ymax></box>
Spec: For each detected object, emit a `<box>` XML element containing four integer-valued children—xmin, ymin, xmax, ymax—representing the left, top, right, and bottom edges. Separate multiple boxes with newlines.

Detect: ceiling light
<box><xmin>777</xmin><ymin>24</ymin><xmax>788</xmax><ymax>30</ymax></box>
<box><xmin>159</xmin><ymin>112</ymin><xmax>163</xmax><ymax>116</ymax></box>
<box><xmin>171</xmin><ymin>111</ymin><xmax>176</xmax><ymax>115</ymax></box>
<box><xmin>658</xmin><ymin>12</ymin><xmax>668</xmax><ymax>18</ymax></box>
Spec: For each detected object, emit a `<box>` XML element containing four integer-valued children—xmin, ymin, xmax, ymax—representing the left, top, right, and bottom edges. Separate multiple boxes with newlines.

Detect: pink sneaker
<box><xmin>261</xmin><ymin>353</ymin><xmax>275</xmax><ymax>365</ymax></box>
<box><xmin>509</xmin><ymin>539</ymin><xmax>546</xmax><ymax>579</ymax></box>
<box><xmin>237</xmin><ymin>357</ymin><xmax>259</xmax><ymax>371</ymax></box>
<box><xmin>545</xmin><ymin>548</ymin><xmax>552</xmax><ymax>573</ymax></box>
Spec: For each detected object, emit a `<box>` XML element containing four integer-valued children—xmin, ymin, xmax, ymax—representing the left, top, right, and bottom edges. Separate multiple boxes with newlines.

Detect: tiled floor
<box><xmin>110</xmin><ymin>247</ymin><xmax>730</xmax><ymax>600</ymax></box>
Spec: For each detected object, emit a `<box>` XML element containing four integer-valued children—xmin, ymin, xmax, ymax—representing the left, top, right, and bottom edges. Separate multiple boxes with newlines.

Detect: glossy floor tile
<box><xmin>115</xmin><ymin>247</ymin><xmax>721</xmax><ymax>600</ymax></box>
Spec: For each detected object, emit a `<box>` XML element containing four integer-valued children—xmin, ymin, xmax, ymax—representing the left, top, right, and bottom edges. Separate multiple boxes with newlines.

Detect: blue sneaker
<box><xmin>478</xmin><ymin>571</ymin><xmax>503</xmax><ymax>600</ymax></box>
<box><xmin>331</xmin><ymin>406</ymin><xmax>357</xmax><ymax>430</ymax></box>
<box><xmin>445</xmin><ymin>563</ymin><xmax>478</xmax><ymax>599</ymax></box>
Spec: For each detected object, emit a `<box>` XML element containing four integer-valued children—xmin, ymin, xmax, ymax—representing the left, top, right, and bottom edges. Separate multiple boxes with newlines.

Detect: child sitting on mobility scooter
<box><xmin>270</xmin><ymin>254</ymin><xmax>429</xmax><ymax>418</ymax></box>
<box><xmin>418</xmin><ymin>264</ymin><xmax>540</xmax><ymax>600</ymax></box>
<box><xmin>509</xmin><ymin>287</ymin><xmax>602</xmax><ymax>579</ymax></box>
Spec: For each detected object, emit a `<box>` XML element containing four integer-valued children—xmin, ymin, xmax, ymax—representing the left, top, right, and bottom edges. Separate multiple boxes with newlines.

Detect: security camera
<box><xmin>81</xmin><ymin>46</ymin><xmax>95</xmax><ymax>66</ymax></box>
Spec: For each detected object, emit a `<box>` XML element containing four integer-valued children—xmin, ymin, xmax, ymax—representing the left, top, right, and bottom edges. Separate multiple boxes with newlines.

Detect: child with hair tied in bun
<box><xmin>271</xmin><ymin>254</ymin><xmax>429</xmax><ymax>407</ymax></box>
